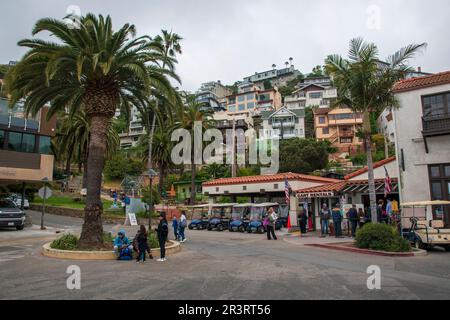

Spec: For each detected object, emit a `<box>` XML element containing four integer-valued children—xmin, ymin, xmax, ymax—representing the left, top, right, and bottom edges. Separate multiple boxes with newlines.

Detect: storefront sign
<box><xmin>297</xmin><ymin>191</ymin><xmax>335</xmax><ymax>199</ymax></box>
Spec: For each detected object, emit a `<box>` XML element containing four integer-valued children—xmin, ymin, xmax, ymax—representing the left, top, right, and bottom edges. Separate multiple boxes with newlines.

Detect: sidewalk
<box><xmin>283</xmin><ymin>231</ymin><xmax>354</xmax><ymax>246</ymax></box>
<box><xmin>0</xmin><ymin>225</ymin><xmax>63</xmax><ymax>244</ymax></box>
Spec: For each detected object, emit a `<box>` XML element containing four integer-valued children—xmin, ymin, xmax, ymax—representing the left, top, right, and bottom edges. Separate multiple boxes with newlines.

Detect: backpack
<box><xmin>263</xmin><ymin>217</ymin><xmax>269</xmax><ymax>227</ymax></box>
<box><xmin>119</xmin><ymin>247</ymin><xmax>133</xmax><ymax>261</ymax></box>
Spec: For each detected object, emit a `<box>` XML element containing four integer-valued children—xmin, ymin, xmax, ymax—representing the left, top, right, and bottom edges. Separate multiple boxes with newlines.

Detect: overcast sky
<box><xmin>1</xmin><ymin>0</ymin><xmax>449</xmax><ymax>91</ymax></box>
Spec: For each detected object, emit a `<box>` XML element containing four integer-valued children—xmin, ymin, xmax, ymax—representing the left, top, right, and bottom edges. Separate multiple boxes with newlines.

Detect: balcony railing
<box><xmin>422</xmin><ymin>113</ymin><xmax>450</xmax><ymax>136</ymax></box>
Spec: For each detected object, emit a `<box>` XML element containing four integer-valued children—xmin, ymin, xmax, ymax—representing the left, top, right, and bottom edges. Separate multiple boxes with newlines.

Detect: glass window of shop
<box><xmin>39</xmin><ymin>136</ymin><xmax>52</xmax><ymax>155</ymax></box>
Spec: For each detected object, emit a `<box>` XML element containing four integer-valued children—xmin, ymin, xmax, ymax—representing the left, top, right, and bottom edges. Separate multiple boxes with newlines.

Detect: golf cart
<box><xmin>402</xmin><ymin>201</ymin><xmax>450</xmax><ymax>251</ymax></box>
<box><xmin>207</xmin><ymin>203</ymin><xmax>235</xmax><ymax>231</ymax></box>
<box><xmin>229</xmin><ymin>203</ymin><xmax>252</xmax><ymax>232</ymax></box>
<box><xmin>275</xmin><ymin>204</ymin><xmax>289</xmax><ymax>230</ymax></box>
<box><xmin>188</xmin><ymin>204</ymin><xmax>210</xmax><ymax>230</ymax></box>
<box><xmin>247</xmin><ymin>203</ymin><xmax>279</xmax><ymax>234</ymax></box>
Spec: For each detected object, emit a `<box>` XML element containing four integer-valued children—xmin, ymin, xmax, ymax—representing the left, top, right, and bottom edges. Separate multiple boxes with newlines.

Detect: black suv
<box><xmin>0</xmin><ymin>199</ymin><xmax>26</xmax><ymax>230</ymax></box>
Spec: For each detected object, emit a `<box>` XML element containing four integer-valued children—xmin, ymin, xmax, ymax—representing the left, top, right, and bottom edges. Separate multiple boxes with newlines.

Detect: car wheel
<box><xmin>239</xmin><ymin>225</ymin><xmax>246</xmax><ymax>233</ymax></box>
<box><xmin>197</xmin><ymin>224</ymin><xmax>203</xmax><ymax>230</ymax></box>
<box><xmin>414</xmin><ymin>239</ymin><xmax>425</xmax><ymax>250</ymax></box>
<box><xmin>229</xmin><ymin>227</ymin><xmax>233</xmax><ymax>232</ymax></box>
<box><xmin>247</xmin><ymin>228</ymin><xmax>252</xmax><ymax>234</ymax></box>
<box><xmin>16</xmin><ymin>225</ymin><xmax>24</xmax><ymax>231</ymax></box>
<box><xmin>188</xmin><ymin>225</ymin><xmax>193</xmax><ymax>230</ymax></box>
<box><xmin>444</xmin><ymin>245</ymin><xmax>450</xmax><ymax>252</ymax></box>
<box><xmin>218</xmin><ymin>224</ymin><xmax>224</xmax><ymax>232</ymax></box>
<box><xmin>207</xmin><ymin>225</ymin><xmax>212</xmax><ymax>231</ymax></box>
<box><xmin>257</xmin><ymin>226</ymin><xmax>264</xmax><ymax>234</ymax></box>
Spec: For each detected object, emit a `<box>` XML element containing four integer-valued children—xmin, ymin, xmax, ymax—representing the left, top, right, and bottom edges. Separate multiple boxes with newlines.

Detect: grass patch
<box><xmin>33</xmin><ymin>196</ymin><xmax>113</xmax><ymax>209</ymax></box>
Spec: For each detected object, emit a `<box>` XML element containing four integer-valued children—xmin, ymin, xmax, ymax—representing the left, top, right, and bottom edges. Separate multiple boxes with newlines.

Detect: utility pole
<box><xmin>231</xmin><ymin>118</ymin><xmax>237</xmax><ymax>178</ymax></box>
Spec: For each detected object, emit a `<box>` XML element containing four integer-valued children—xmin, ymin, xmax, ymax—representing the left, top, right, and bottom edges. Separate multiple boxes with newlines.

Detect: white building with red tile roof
<box><xmin>392</xmin><ymin>71</ymin><xmax>450</xmax><ymax>225</ymax></box>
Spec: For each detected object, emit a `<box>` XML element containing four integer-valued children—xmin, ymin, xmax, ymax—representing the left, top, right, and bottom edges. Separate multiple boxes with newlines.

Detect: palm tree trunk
<box><xmin>82</xmin><ymin>158</ymin><xmax>88</xmax><ymax>189</ymax></box>
<box><xmin>363</xmin><ymin>111</ymin><xmax>378</xmax><ymax>223</ymax></box>
<box><xmin>190</xmin><ymin>151</ymin><xmax>196</xmax><ymax>205</ymax></box>
<box><xmin>79</xmin><ymin>115</ymin><xmax>108</xmax><ymax>248</ymax></box>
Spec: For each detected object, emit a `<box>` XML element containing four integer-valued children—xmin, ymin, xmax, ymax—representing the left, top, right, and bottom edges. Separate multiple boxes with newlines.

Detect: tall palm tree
<box><xmin>174</xmin><ymin>96</ymin><xmax>213</xmax><ymax>204</ymax></box>
<box><xmin>6</xmin><ymin>14</ymin><xmax>177</xmax><ymax>248</ymax></box>
<box><xmin>56</xmin><ymin>110</ymin><xmax>119</xmax><ymax>187</ymax></box>
<box><xmin>146</xmin><ymin>30</ymin><xmax>183</xmax><ymax>171</ymax></box>
<box><xmin>325</xmin><ymin>38</ymin><xmax>426</xmax><ymax>222</ymax></box>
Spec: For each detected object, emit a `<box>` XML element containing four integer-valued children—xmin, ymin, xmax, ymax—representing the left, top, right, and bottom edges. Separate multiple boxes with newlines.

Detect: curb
<box><xmin>305</xmin><ymin>243</ymin><xmax>427</xmax><ymax>257</ymax></box>
<box><xmin>42</xmin><ymin>240</ymin><xmax>182</xmax><ymax>260</ymax></box>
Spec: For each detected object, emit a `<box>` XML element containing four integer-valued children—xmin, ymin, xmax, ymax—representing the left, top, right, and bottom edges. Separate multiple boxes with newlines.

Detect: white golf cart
<box><xmin>401</xmin><ymin>201</ymin><xmax>450</xmax><ymax>251</ymax></box>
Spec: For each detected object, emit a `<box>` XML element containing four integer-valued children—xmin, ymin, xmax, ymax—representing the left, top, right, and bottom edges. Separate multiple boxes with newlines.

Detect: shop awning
<box><xmin>296</xmin><ymin>179</ymin><xmax>398</xmax><ymax>198</ymax></box>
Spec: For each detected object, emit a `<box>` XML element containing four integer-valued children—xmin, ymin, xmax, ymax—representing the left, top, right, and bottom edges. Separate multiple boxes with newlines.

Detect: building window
<box><xmin>7</xmin><ymin>132</ymin><xmax>22</xmax><ymax>151</ymax></box>
<box><xmin>246</xmin><ymin>93</ymin><xmax>255</xmax><ymax>100</ymax></box>
<box><xmin>423</xmin><ymin>93</ymin><xmax>448</xmax><ymax>117</ymax></box>
<box><xmin>216</xmin><ymin>187</ymin><xmax>219</xmax><ymax>192</ymax></box>
<box><xmin>336</xmin><ymin>113</ymin><xmax>354</xmax><ymax>120</ymax></box>
<box><xmin>322</xmin><ymin>128</ymin><xmax>329</xmax><ymax>135</ymax></box>
<box><xmin>228</xmin><ymin>105</ymin><xmax>236</xmax><ymax>112</ymax></box>
<box><xmin>428</xmin><ymin>164</ymin><xmax>450</xmax><ymax>222</ymax></box>
<box><xmin>247</xmin><ymin>102</ymin><xmax>255</xmax><ymax>109</ymax></box>
<box><xmin>243</xmin><ymin>186</ymin><xmax>247</xmax><ymax>191</ymax></box>
<box><xmin>430</xmin><ymin>166</ymin><xmax>441</xmax><ymax>177</ymax></box>
<box><xmin>340</xmin><ymin>137</ymin><xmax>352</xmax><ymax>144</ymax></box>
<box><xmin>238</xmin><ymin>95</ymin><xmax>245</xmax><ymax>102</ymax></box>
<box><xmin>274</xmin><ymin>184</ymin><xmax>278</xmax><ymax>189</ymax></box>
<box><xmin>319</xmin><ymin>117</ymin><xmax>325</xmax><ymax>124</ymax></box>
<box><xmin>0</xmin><ymin>130</ymin><xmax>4</xmax><ymax>149</ymax></box>
<box><xmin>238</xmin><ymin>104</ymin><xmax>245</xmax><ymax>111</ymax></box>
<box><xmin>39</xmin><ymin>136</ymin><xmax>52</xmax><ymax>155</ymax></box>
<box><xmin>309</xmin><ymin>92</ymin><xmax>323</xmax><ymax>99</ymax></box>
<box><xmin>21</xmin><ymin>133</ymin><xmax>36</xmax><ymax>153</ymax></box>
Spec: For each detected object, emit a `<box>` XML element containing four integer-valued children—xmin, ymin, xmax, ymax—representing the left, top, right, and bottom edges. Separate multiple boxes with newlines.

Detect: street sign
<box><xmin>38</xmin><ymin>186</ymin><xmax>52</xmax><ymax>200</ymax></box>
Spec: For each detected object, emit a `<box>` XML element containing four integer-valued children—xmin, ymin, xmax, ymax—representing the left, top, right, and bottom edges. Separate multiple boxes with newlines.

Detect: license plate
<box><xmin>8</xmin><ymin>222</ymin><xmax>14</xmax><ymax>226</ymax></box>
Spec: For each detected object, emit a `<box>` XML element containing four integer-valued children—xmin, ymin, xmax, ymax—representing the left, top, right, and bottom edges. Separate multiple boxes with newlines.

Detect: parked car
<box><xmin>9</xmin><ymin>194</ymin><xmax>30</xmax><ymax>210</ymax></box>
<box><xmin>188</xmin><ymin>204</ymin><xmax>210</xmax><ymax>230</ymax></box>
<box><xmin>229</xmin><ymin>204</ymin><xmax>251</xmax><ymax>232</ymax></box>
<box><xmin>207</xmin><ymin>204</ymin><xmax>235</xmax><ymax>231</ymax></box>
<box><xmin>247</xmin><ymin>203</ymin><xmax>279</xmax><ymax>234</ymax></box>
<box><xmin>0</xmin><ymin>198</ymin><xmax>26</xmax><ymax>230</ymax></box>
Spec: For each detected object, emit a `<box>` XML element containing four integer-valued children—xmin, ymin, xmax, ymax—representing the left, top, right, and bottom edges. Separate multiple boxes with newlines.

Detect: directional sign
<box><xmin>38</xmin><ymin>186</ymin><xmax>52</xmax><ymax>200</ymax></box>
<box><xmin>128</xmin><ymin>213</ymin><xmax>138</xmax><ymax>226</ymax></box>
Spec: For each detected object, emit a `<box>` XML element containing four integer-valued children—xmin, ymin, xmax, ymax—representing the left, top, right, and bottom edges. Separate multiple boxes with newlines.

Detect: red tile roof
<box><xmin>202</xmin><ymin>173</ymin><xmax>339</xmax><ymax>187</ymax></box>
<box><xmin>393</xmin><ymin>71</ymin><xmax>450</xmax><ymax>93</ymax></box>
<box><xmin>344</xmin><ymin>156</ymin><xmax>396</xmax><ymax>180</ymax></box>
<box><xmin>296</xmin><ymin>178</ymin><xmax>398</xmax><ymax>194</ymax></box>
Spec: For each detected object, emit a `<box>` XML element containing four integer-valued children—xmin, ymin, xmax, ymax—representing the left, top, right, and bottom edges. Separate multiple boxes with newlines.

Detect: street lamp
<box><xmin>147</xmin><ymin>169</ymin><xmax>158</xmax><ymax>229</ymax></box>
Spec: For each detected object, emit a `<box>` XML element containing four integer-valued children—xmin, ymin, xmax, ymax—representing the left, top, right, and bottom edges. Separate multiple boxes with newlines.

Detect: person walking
<box><xmin>178</xmin><ymin>211</ymin><xmax>187</xmax><ymax>243</ymax></box>
<box><xmin>172</xmin><ymin>216</ymin><xmax>179</xmax><ymax>241</ymax></box>
<box><xmin>332</xmin><ymin>204</ymin><xmax>343</xmax><ymax>238</ymax></box>
<box><xmin>266</xmin><ymin>207</ymin><xmax>278</xmax><ymax>240</ymax></box>
<box><xmin>320</xmin><ymin>204</ymin><xmax>331</xmax><ymax>238</ymax></box>
<box><xmin>298</xmin><ymin>207</ymin><xmax>307</xmax><ymax>236</ymax></box>
<box><xmin>347</xmin><ymin>204</ymin><xmax>359</xmax><ymax>237</ymax></box>
<box><xmin>135</xmin><ymin>225</ymin><xmax>149</xmax><ymax>263</ymax></box>
<box><xmin>156</xmin><ymin>213</ymin><xmax>169</xmax><ymax>262</ymax></box>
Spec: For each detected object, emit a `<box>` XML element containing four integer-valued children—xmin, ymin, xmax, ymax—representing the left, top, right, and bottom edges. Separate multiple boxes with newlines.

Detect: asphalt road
<box><xmin>0</xmin><ymin>212</ymin><xmax>449</xmax><ymax>300</ymax></box>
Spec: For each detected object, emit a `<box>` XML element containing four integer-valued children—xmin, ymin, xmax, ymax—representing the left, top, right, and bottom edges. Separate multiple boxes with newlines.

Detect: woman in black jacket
<box><xmin>135</xmin><ymin>225</ymin><xmax>149</xmax><ymax>263</ymax></box>
<box><xmin>156</xmin><ymin>213</ymin><xmax>169</xmax><ymax>262</ymax></box>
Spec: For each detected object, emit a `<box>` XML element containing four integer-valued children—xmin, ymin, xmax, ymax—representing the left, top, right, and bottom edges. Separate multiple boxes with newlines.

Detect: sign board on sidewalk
<box><xmin>127</xmin><ymin>213</ymin><xmax>138</xmax><ymax>226</ymax></box>
<box><xmin>38</xmin><ymin>186</ymin><xmax>52</xmax><ymax>200</ymax></box>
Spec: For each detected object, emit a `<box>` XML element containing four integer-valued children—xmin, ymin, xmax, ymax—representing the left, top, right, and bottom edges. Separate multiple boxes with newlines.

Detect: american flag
<box><xmin>384</xmin><ymin>166</ymin><xmax>392</xmax><ymax>198</ymax></box>
<box><xmin>284</xmin><ymin>177</ymin><xmax>291</xmax><ymax>205</ymax></box>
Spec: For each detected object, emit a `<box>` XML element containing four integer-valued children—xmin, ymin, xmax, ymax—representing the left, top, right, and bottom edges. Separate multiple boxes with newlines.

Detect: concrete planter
<box><xmin>305</xmin><ymin>242</ymin><xmax>427</xmax><ymax>257</ymax></box>
<box><xmin>42</xmin><ymin>240</ymin><xmax>181</xmax><ymax>260</ymax></box>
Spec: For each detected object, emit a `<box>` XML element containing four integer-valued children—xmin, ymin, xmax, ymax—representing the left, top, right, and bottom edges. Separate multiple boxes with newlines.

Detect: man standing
<box><xmin>266</xmin><ymin>207</ymin><xmax>278</xmax><ymax>240</ymax></box>
<box><xmin>320</xmin><ymin>203</ymin><xmax>331</xmax><ymax>238</ymax></box>
<box><xmin>298</xmin><ymin>206</ymin><xmax>308</xmax><ymax>236</ymax></box>
<box><xmin>156</xmin><ymin>213</ymin><xmax>169</xmax><ymax>262</ymax></box>
<box><xmin>347</xmin><ymin>204</ymin><xmax>359</xmax><ymax>237</ymax></box>
<box><xmin>332</xmin><ymin>204</ymin><xmax>343</xmax><ymax>238</ymax></box>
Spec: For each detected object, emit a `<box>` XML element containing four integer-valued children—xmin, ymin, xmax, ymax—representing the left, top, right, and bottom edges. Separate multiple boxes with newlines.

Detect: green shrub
<box><xmin>355</xmin><ymin>223</ymin><xmax>411</xmax><ymax>252</ymax></box>
<box><xmin>148</xmin><ymin>230</ymin><xmax>160</xmax><ymax>249</ymax></box>
<box><xmin>50</xmin><ymin>234</ymin><xmax>79</xmax><ymax>250</ymax></box>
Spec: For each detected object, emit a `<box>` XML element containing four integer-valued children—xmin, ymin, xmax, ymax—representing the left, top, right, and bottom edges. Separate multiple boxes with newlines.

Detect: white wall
<box><xmin>393</xmin><ymin>83</ymin><xmax>450</xmax><ymax>218</ymax></box>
